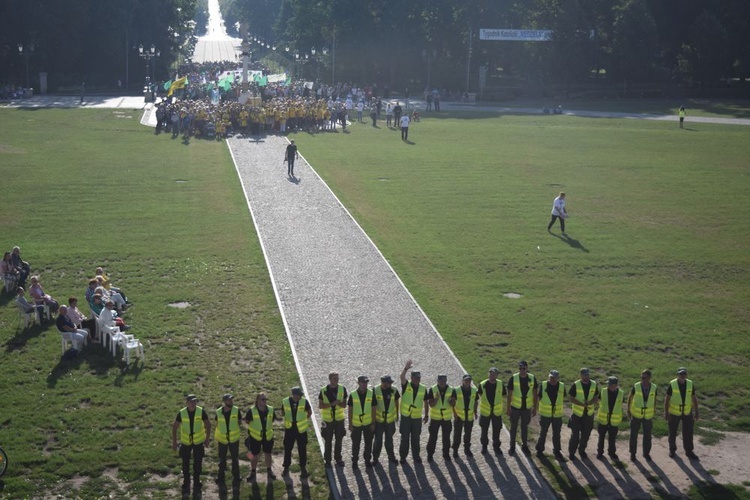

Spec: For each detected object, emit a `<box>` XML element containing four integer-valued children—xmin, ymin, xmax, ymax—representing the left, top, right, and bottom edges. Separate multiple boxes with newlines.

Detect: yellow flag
<box><xmin>167</xmin><ymin>76</ymin><xmax>188</xmax><ymax>96</ymax></box>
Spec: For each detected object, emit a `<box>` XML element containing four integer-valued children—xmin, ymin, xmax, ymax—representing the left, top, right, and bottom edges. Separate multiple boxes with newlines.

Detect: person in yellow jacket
<box><xmin>596</xmin><ymin>377</ymin><xmax>624</xmax><ymax>460</ymax></box>
<box><xmin>281</xmin><ymin>387</ymin><xmax>312</xmax><ymax>477</ymax></box>
<box><xmin>477</xmin><ymin>367</ymin><xmax>507</xmax><ymax>455</ymax></box>
<box><xmin>452</xmin><ymin>374</ymin><xmax>479</xmax><ymax>458</ymax></box>
<box><xmin>244</xmin><ymin>392</ymin><xmax>277</xmax><ymax>483</ymax></box>
<box><xmin>214</xmin><ymin>394</ymin><xmax>242</xmax><ymax>488</ymax></box>
<box><xmin>567</xmin><ymin>367</ymin><xmax>599</xmax><ymax>460</ymax></box>
<box><xmin>399</xmin><ymin>359</ymin><xmax>430</xmax><ymax>464</ymax></box>
<box><xmin>426</xmin><ymin>374</ymin><xmax>456</xmax><ymax>462</ymax></box>
<box><xmin>627</xmin><ymin>369</ymin><xmax>657</xmax><ymax>462</ymax></box>
<box><xmin>319</xmin><ymin>372</ymin><xmax>348</xmax><ymax>468</ymax></box>
<box><xmin>506</xmin><ymin>360</ymin><xmax>538</xmax><ymax>456</ymax></box>
<box><xmin>372</xmin><ymin>375</ymin><xmax>400</xmax><ymax>466</ymax></box>
<box><xmin>348</xmin><ymin>375</ymin><xmax>378</xmax><ymax>468</ymax></box>
<box><xmin>536</xmin><ymin>370</ymin><xmax>565</xmax><ymax>459</ymax></box>
<box><xmin>171</xmin><ymin>394</ymin><xmax>212</xmax><ymax>496</ymax></box>
<box><xmin>664</xmin><ymin>367</ymin><xmax>699</xmax><ymax>460</ymax></box>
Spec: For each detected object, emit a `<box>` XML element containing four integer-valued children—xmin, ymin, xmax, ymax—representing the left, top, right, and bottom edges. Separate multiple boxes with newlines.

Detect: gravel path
<box><xmin>227</xmin><ymin>134</ymin><xmax>552</xmax><ymax>499</ymax></box>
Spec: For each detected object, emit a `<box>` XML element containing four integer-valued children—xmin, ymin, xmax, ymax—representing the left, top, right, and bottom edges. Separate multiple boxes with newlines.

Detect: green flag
<box><xmin>163</xmin><ymin>80</ymin><xmax>172</xmax><ymax>91</ymax></box>
<box><xmin>258</xmin><ymin>76</ymin><xmax>268</xmax><ymax>87</ymax></box>
<box><xmin>218</xmin><ymin>76</ymin><xmax>233</xmax><ymax>92</ymax></box>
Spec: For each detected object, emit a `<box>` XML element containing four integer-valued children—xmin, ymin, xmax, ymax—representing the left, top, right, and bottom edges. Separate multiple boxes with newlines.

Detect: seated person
<box><xmin>29</xmin><ymin>275</ymin><xmax>59</xmax><ymax>314</ymax></box>
<box><xmin>10</xmin><ymin>246</ymin><xmax>30</xmax><ymax>287</ymax></box>
<box><xmin>95</xmin><ymin>267</ymin><xmax>128</xmax><ymax>302</ymax></box>
<box><xmin>100</xmin><ymin>300</ymin><xmax>130</xmax><ymax>331</ymax></box>
<box><xmin>56</xmin><ymin>306</ymin><xmax>87</xmax><ymax>351</ymax></box>
<box><xmin>2</xmin><ymin>251</ymin><xmax>20</xmax><ymax>287</ymax></box>
<box><xmin>90</xmin><ymin>294</ymin><xmax>105</xmax><ymax>316</ymax></box>
<box><xmin>95</xmin><ymin>284</ymin><xmax>126</xmax><ymax>313</ymax></box>
<box><xmin>85</xmin><ymin>278</ymin><xmax>99</xmax><ymax>307</ymax></box>
<box><xmin>67</xmin><ymin>297</ymin><xmax>97</xmax><ymax>341</ymax></box>
<box><xmin>411</xmin><ymin>109</ymin><xmax>420</xmax><ymax>122</ymax></box>
<box><xmin>16</xmin><ymin>287</ymin><xmax>46</xmax><ymax>320</ymax></box>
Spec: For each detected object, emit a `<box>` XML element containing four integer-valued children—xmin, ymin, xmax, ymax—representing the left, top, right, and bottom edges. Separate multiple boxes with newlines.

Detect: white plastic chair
<box><xmin>89</xmin><ymin>310</ymin><xmax>101</xmax><ymax>342</ymax></box>
<box><xmin>17</xmin><ymin>303</ymin><xmax>36</xmax><ymax>329</ymax></box>
<box><xmin>96</xmin><ymin>315</ymin><xmax>120</xmax><ymax>353</ymax></box>
<box><xmin>58</xmin><ymin>329</ymin><xmax>74</xmax><ymax>354</ymax></box>
<box><xmin>3</xmin><ymin>274</ymin><xmax>18</xmax><ymax>293</ymax></box>
<box><xmin>123</xmin><ymin>338</ymin><xmax>145</xmax><ymax>365</ymax></box>
<box><xmin>112</xmin><ymin>332</ymin><xmax>135</xmax><ymax>358</ymax></box>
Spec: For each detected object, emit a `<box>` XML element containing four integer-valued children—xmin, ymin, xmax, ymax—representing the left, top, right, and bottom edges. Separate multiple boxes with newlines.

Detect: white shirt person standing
<box><xmin>547</xmin><ymin>192</ymin><xmax>568</xmax><ymax>236</ymax></box>
<box><xmin>400</xmin><ymin>114</ymin><xmax>410</xmax><ymax>141</ymax></box>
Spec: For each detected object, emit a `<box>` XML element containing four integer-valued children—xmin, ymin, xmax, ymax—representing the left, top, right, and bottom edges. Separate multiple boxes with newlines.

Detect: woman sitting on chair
<box><xmin>29</xmin><ymin>275</ymin><xmax>59</xmax><ymax>315</ymax></box>
<box><xmin>67</xmin><ymin>297</ymin><xmax>97</xmax><ymax>341</ymax></box>
<box><xmin>56</xmin><ymin>306</ymin><xmax>87</xmax><ymax>352</ymax></box>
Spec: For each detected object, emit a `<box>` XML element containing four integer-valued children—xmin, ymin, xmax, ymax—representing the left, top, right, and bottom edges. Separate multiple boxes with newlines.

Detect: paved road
<box><xmin>227</xmin><ymin>134</ymin><xmax>551</xmax><ymax>499</ymax></box>
<box><xmin>191</xmin><ymin>0</ymin><xmax>242</xmax><ymax>63</ymax></box>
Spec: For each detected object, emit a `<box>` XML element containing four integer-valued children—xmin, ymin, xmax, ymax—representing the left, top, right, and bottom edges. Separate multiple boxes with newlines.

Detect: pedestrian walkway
<box><xmin>191</xmin><ymin>0</ymin><xmax>242</xmax><ymax>63</ymax></box>
<box><xmin>227</xmin><ymin>135</ymin><xmax>552</xmax><ymax>499</ymax></box>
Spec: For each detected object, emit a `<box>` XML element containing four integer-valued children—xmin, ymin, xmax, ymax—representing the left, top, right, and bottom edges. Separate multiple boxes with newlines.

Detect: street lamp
<box><xmin>138</xmin><ymin>44</ymin><xmax>159</xmax><ymax>85</ymax></box>
<box><xmin>18</xmin><ymin>43</ymin><xmax>33</xmax><ymax>89</ymax></box>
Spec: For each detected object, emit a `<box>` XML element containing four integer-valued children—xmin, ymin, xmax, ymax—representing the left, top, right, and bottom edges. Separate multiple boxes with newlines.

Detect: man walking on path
<box><xmin>477</xmin><ymin>367</ymin><xmax>506</xmax><ymax>455</ymax></box>
<box><xmin>319</xmin><ymin>372</ymin><xmax>348</xmax><ymax>468</ymax></box>
<box><xmin>453</xmin><ymin>374</ymin><xmax>479</xmax><ymax>458</ymax></box>
<box><xmin>507</xmin><ymin>360</ymin><xmax>538</xmax><ymax>456</ymax></box>
<box><xmin>679</xmin><ymin>106</ymin><xmax>686</xmax><ymax>128</ymax></box>
<box><xmin>628</xmin><ymin>369</ymin><xmax>657</xmax><ymax>461</ymax></box>
<box><xmin>536</xmin><ymin>370</ymin><xmax>565</xmax><ymax>459</ymax></box>
<box><xmin>665</xmin><ymin>367</ymin><xmax>699</xmax><ymax>460</ymax></box>
<box><xmin>400</xmin><ymin>113</ymin><xmax>410</xmax><ymax>141</ymax></box>
<box><xmin>399</xmin><ymin>360</ymin><xmax>429</xmax><ymax>464</ymax></box>
<box><xmin>285</xmin><ymin>140</ymin><xmax>299</xmax><ymax>177</ymax></box>
<box><xmin>373</xmin><ymin>375</ymin><xmax>400</xmax><ymax>466</ymax></box>
<box><xmin>568</xmin><ymin>367</ymin><xmax>598</xmax><ymax>460</ymax></box>
<box><xmin>214</xmin><ymin>394</ymin><xmax>242</xmax><ymax>489</ymax></box>
<box><xmin>172</xmin><ymin>394</ymin><xmax>211</xmax><ymax>496</ymax></box>
<box><xmin>348</xmin><ymin>375</ymin><xmax>378</xmax><ymax>469</ymax></box>
<box><xmin>281</xmin><ymin>386</ymin><xmax>312</xmax><ymax>477</ymax></box>
<box><xmin>426</xmin><ymin>374</ymin><xmax>455</xmax><ymax>463</ymax></box>
<box><xmin>596</xmin><ymin>376</ymin><xmax>624</xmax><ymax>460</ymax></box>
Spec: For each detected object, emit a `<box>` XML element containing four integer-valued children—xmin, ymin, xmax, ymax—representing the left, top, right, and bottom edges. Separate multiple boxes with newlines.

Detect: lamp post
<box><xmin>138</xmin><ymin>44</ymin><xmax>159</xmax><ymax>85</ymax></box>
<box><xmin>18</xmin><ymin>43</ymin><xmax>33</xmax><ymax>89</ymax></box>
<box><xmin>422</xmin><ymin>49</ymin><xmax>437</xmax><ymax>91</ymax></box>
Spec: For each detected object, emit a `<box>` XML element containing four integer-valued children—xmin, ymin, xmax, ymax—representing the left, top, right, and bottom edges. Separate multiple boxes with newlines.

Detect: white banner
<box><xmin>480</xmin><ymin>29</ymin><xmax>552</xmax><ymax>41</ymax></box>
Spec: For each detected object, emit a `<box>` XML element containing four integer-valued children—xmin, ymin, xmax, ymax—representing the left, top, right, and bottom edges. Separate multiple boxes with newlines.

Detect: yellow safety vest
<box><xmin>429</xmin><ymin>385</ymin><xmax>453</xmax><ymax>421</ymax></box>
<box><xmin>454</xmin><ymin>385</ymin><xmax>478</xmax><ymax>421</ymax></box>
<box><xmin>320</xmin><ymin>385</ymin><xmax>346</xmax><ymax>423</ymax></box>
<box><xmin>478</xmin><ymin>379</ymin><xmax>504</xmax><ymax>417</ymax></box>
<box><xmin>571</xmin><ymin>380</ymin><xmax>598</xmax><ymax>417</ymax></box>
<box><xmin>214</xmin><ymin>406</ymin><xmax>240</xmax><ymax>444</ymax></box>
<box><xmin>539</xmin><ymin>381</ymin><xmax>565</xmax><ymax>418</ymax></box>
<box><xmin>510</xmin><ymin>373</ymin><xmax>536</xmax><ymax>409</ymax></box>
<box><xmin>179</xmin><ymin>406</ymin><xmax>206</xmax><ymax>445</ymax></box>
<box><xmin>630</xmin><ymin>382</ymin><xmax>656</xmax><ymax>420</ymax></box>
<box><xmin>400</xmin><ymin>383</ymin><xmax>426</xmax><ymax>418</ymax></box>
<box><xmin>282</xmin><ymin>397</ymin><xmax>309</xmax><ymax>432</ymax></box>
<box><xmin>374</xmin><ymin>386</ymin><xmax>398</xmax><ymax>423</ymax></box>
<box><xmin>668</xmin><ymin>379</ymin><xmax>693</xmax><ymax>416</ymax></box>
<box><xmin>350</xmin><ymin>389</ymin><xmax>374</xmax><ymax>427</ymax></box>
<box><xmin>247</xmin><ymin>406</ymin><xmax>274</xmax><ymax>441</ymax></box>
<box><xmin>597</xmin><ymin>388</ymin><xmax>624</xmax><ymax>426</ymax></box>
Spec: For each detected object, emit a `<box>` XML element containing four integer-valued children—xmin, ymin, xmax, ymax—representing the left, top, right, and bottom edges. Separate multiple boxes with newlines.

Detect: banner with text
<box><xmin>480</xmin><ymin>29</ymin><xmax>552</xmax><ymax>41</ymax></box>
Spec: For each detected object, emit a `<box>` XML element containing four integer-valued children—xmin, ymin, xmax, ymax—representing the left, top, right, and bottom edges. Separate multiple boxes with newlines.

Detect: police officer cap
<box><xmin>489</xmin><ymin>367</ymin><xmax>500</xmax><ymax>374</ymax></box>
<box><xmin>381</xmin><ymin>375</ymin><xmax>394</xmax><ymax>383</ymax></box>
<box><xmin>357</xmin><ymin>375</ymin><xmax>369</xmax><ymax>383</ymax></box>
<box><xmin>463</xmin><ymin>374</ymin><xmax>473</xmax><ymax>381</ymax></box>
<box><xmin>291</xmin><ymin>387</ymin><xmax>304</xmax><ymax>396</ymax></box>
<box><xmin>549</xmin><ymin>370</ymin><xmax>560</xmax><ymax>379</ymax></box>
<box><xmin>607</xmin><ymin>376</ymin><xmax>619</xmax><ymax>385</ymax></box>
<box><xmin>222</xmin><ymin>393</ymin><xmax>233</xmax><ymax>401</ymax></box>
<box><xmin>411</xmin><ymin>371</ymin><xmax>421</xmax><ymax>378</ymax></box>
<box><xmin>580</xmin><ymin>367</ymin><xmax>590</xmax><ymax>375</ymax></box>
<box><xmin>677</xmin><ymin>367</ymin><xmax>687</xmax><ymax>374</ymax></box>
<box><xmin>437</xmin><ymin>374</ymin><xmax>448</xmax><ymax>382</ymax></box>
<box><xmin>186</xmin><ymin>394</ymin><xmax>198</xmax><ymax>402</ymax></box>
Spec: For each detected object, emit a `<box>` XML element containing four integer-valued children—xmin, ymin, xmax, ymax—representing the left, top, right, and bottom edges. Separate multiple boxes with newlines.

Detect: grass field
<box><xmin>0</xmin><ymin>102</ymin><xmax>748</xmax><ymax>497</ymax></box>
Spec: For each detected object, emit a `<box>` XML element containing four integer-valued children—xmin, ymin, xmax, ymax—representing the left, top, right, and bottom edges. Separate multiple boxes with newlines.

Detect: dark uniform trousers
<box><xmin>509</xmin><ymin>408</ymin><xmax>531</xmax><ymax>448</ymax></box>
<box><xmin>426</xmin><ymin>419</ymin><xmax>452</xmax><ymax>457</ymax></box>
<box><xmin>180</xmin><ymin>444</ymin><xmax>204</xmax><ymax>484</ymax></box>
<box><xmin>668</xmin><ymin>414</ymin><xmax>694</xmax><ymax>453</ymax></box>
<box><xmin>597</xmin><ymin>424</ymin><xmax>619</xmax><ymax>454</ymax></box>
<box><xmin>568</xmin><ymin>414</ymin><xmax>595</xmax><ymax>455</ymax></box>
<box><xmin>283</xmin><ymin>428</ymin><xmax>308</xmax><ymax>467</ymax></box>
<box><xmin>373</xmin><ymin>421</ymin><xmax>397</xmax><ymax>460</ymax></box>
<box><xmin>399</xmin><ymin>416</ymin><xmax>422</xmax><ymax>459</ymax></box>
<box><xmin>479</xmin><ymin>414</ymin><xmax>503</xmax><ymax>450</ymax></box>
<box><xmin>321</xmin><ymin>420</ymin><xmax>345</xmax><ymax>464</ymax></box>
<box><xmin>536</xmin><ymin>416</ymin><xmax>562</xmax><ymax>453</ymax></box>
<box><xmin>453</xmin><ymin>418</ymin><xmax>474</xmax><ymax>452</ymax></box>
<box><xmin>629</xmin><ymin>417</ymin><xmax>653</xmax><ymax>455</ymax></box>
<box><xmin>351</xmin><ymin>424</ymin><xmax>374</xmax><ymax>463</ymax></box>
<box><xmin>217</xmin><ymin>441</ymin><xmax>240</xmax><ymax>483</ymax></box>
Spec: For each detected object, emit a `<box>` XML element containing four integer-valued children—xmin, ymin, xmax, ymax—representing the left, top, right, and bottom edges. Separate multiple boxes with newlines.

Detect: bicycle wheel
<box><xmin>0</xmin><ymin>445</ymin><xmax>7</xmax><ymax>477</ymax></box>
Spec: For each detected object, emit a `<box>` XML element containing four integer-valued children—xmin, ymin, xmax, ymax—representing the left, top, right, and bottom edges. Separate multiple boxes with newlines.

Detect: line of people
<box><xmin>173</xmin><ymin>360</ymin><xmax>699</xmax><ymax>496</ymax></box>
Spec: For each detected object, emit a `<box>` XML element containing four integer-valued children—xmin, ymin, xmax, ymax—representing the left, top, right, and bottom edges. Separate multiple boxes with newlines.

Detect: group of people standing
<box><xmin>173</xmin><ymin>361</ymin><xmax>699</xmax><ymax>495</ymax></box>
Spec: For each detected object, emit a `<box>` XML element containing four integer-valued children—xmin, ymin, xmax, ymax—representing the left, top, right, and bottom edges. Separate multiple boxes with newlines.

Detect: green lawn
<box><xmin>0</xmin><ymin>108</ymin><xmax>328</xmax><ymax>498</ymax></box>
<box><xmin>291</xmin><ymin>111</ymin><xmax>750</xmax><ymax>435</ymax></box>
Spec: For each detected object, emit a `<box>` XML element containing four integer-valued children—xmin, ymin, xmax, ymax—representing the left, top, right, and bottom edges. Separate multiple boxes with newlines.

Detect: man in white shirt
<box><xmin>400</xmin><ymin>114</ymin><xmax>410</xmax><ymax>141</ymax></box>
<box><xmin>547</xmin><ymin>192</ymin><xmax>568</xmax><ymax>235</ymax></box>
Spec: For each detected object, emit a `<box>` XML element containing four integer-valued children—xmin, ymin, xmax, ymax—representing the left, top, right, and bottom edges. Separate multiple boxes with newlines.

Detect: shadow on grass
<box><xmin>247</xmin><ymin>480</ymin><xmax>274</xmax><ymax>499</ymax></box>
<box><xmin>5</xmin><ymin>321</ymin><xmax>48</xmax><ymax>352</ymax></box>
<box><xmin>687</xmin><ymin>481</ymin><xmax>747</xmax><ymax>499</ymax></box>
<box><xmin>536</xmin><ymin>454</ymin><xmax>589</xmax><ymax>497</ymax></box>
<box><xmin>46</xmin><ymin>343</ymin><xmax>124</xmax><ymax>388</ymax></box>
<box><xmin>549</xmin><ymin>232</ymin><xmax>590</xmax><ymax>253</ymax></box>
